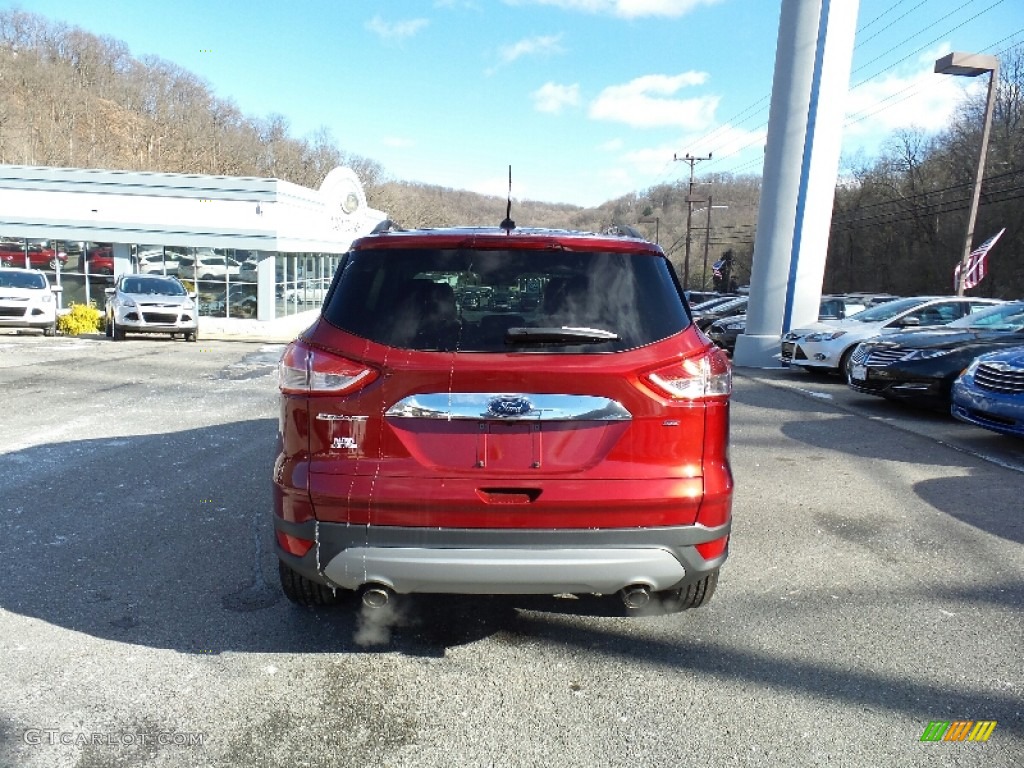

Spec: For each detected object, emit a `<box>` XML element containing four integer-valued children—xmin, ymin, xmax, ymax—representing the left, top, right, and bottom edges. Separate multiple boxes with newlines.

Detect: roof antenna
<box><xmin>499</xmin><ymin>165</ymin><xmax>515</xmax><ymax>233</ymax></box>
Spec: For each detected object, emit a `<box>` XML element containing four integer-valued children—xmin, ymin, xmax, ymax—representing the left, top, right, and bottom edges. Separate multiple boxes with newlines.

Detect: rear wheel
<box><xmin>655</xmin><ymin>571</ymin><xmax>718</xmax><ymax>613</ymax></box>
<box><xmin>279</xmin><ymin>561</ymin><xmax>342</xmax><ymax>607</ymax></box>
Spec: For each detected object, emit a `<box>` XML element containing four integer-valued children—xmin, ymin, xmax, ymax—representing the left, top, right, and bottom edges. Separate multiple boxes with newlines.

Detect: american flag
<box><xmin>712</xmin><ymin>258</ymin><xmax>725</xmax><ymax>279</ymax></box>
<box><xmin>954</xmin><ymin>228</ymin><xmax>1005</xmax><ymax>290</ymax></box>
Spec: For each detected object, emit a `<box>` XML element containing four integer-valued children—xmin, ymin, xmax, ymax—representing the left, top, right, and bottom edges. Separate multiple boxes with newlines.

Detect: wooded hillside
<box><xmin>1</xmin><ymin>9</ymin><xmax>1021</xmax><ymax>296</ymax></box>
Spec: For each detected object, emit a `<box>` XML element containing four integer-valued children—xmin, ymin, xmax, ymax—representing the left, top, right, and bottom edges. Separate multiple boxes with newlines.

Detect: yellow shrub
<box><xmin>57</xmin><ymin>302</ymin><xmax>104</xmax><ymax>336</ymax></box>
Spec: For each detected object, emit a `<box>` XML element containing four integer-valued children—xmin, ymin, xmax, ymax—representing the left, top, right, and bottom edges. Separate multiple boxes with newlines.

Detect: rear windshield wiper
<box><xmin>505</xmin><ymin>326</ymin><xmax>619</xmax><ymax>344</ymax></box>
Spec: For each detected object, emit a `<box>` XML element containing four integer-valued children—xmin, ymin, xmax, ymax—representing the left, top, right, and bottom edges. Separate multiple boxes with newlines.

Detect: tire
<box><xmin>43</xmin><ymin>323</ymin><xmax>56</xmax><ymax>337</ymax></box>
<box><xmin>652</xmin><ymin>571</ymin><xmax>719</xmax><ymax>613</ymax></box>
<box><xmin>185</xmin><ymin>330</ymin><xmax>197</xmax><ymax>342</ymax></box>
<box><xmin>839</xmin><ymin>347</ymin><xmax>855</xmax><ymax>382</ymax></box>
<box><xmin>279</xmin><ymin>561</ymin><xmax>342</xmax><ymax>607</ymax></box>
<box><xmin>105</xmin><ymin>316</ymin><xmax>112</xmax><ymax>338</ymax></box>
<box><xmin>112</xmin><ymin>319</ymin><xmax>125</xmax><ymax>341</ymax></box>
<box><xmin>48</xmin><ymin>258</ymin><xmax>59</xmax><ymax>270</ymax></box>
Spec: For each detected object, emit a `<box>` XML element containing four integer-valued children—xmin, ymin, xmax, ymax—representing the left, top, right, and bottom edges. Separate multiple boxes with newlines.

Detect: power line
<box><xmin>631</xmin><ymin>4</ymin><xmax>1019</xmax><ymax>204</ymax></box>
<box><xmin>848</xmin><ymin>0</ymin><xmax>1009</xmax><ymax>90</ymax></box>
<box><xmin>683</xmin><ymin>2</ymin><xmax>1013</xmax><ymax>178</ymax></box>
<box><xmin>855</xmin><ymin>0</ymin><xmax>928</xmax><ymax>44</ymax></box>
<box><xmin>831</xmin><ymin>167</ymin><xmax>1024</xmax><ymax>220</ymax></box>
<box><xmin>843</xmin><ymin>30</ymin><xmax>1024</xmax><ymax>129</ymax></box>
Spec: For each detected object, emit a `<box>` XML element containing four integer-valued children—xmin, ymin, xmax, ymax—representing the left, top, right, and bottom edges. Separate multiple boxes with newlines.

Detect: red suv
<box><xmin>81</xmin><ymin>244</ymin><xmax>114</xmax><ymax>274</ymax></box>
<box><xmin>0</xmin><ymin>241</ymin><xmax>68</xmax><ymax>270</ymax></box>
<box><xmin>274</xmin><ymin>226</ymin><xmax>733</xmax><ymax>613</ymax></box>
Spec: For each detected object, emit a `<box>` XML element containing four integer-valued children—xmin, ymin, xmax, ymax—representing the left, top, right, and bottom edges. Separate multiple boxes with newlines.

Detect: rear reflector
<box><xmin>695</xmin><ymin>535</ymin><xmax>728</xmax><ymax>561</ymax></box>
<box><xmin>276</xmin><ymin>530</ymin><xmax>315</xmax><ymax>557</ymax></box>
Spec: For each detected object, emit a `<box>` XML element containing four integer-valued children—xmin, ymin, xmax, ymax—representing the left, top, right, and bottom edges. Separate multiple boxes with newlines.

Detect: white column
<box><xmin>257</xmin><ymin>251</ymin><xmax>276</xmax><ymax>321</ymax></box>
<box><xmin>733</xmin><ymin>0</ymin><xmax>860</xmax><ymax>368</ymax></box>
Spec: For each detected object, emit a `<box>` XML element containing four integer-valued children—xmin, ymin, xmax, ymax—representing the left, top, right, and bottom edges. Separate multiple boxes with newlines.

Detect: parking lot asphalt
<box><xmin>0</xmin><ymin>335</ymin><xmax>1021</xmax><ymax>768</ymax></box>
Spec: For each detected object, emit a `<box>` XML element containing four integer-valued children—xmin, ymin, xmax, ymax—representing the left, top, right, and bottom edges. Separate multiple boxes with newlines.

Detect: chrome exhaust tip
<box><xmin>620</xmin><ymin>584</ymin><xmax>652</xmax><ymax>610</ymax></box>
<box><xmin>361</xmin><ymin>584</ymin><xmax>394</xmax><ymax>609</ymax></box>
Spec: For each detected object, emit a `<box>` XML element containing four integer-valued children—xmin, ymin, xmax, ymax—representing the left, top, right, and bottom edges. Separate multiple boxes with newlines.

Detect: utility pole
<box><xmin>674</xmin><ymin>152</ymin><xmax>712</xmax><ymax>288</ymax></box>
<box><xmin>702</xmin><ymin>196</ymin><xmax>714</xmax><ymax>289</ymax></box>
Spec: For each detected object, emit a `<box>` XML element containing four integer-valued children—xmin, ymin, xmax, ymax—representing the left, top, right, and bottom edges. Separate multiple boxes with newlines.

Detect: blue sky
<box><xmin>8</xmin><ymin>0</ymin><xmax>1024</xmax><ymax>207</ymax></box>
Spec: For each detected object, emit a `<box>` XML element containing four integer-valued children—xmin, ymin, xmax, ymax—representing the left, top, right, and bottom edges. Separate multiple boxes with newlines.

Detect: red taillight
<box><xmin>278</xmin><ymin>340</ymin><xmax>378</xmax><ymax>396</ymax></box>
<box><xmin>695</xmin><ymin>535</ymin><xmax>728</xmax><ymax>560</ymax></box>
<box><xmin>645</xmin><ymin>346</ymin><xmax>732</xmax><ymax>400</ymax></box>
<box><xmin>275</xmin><ymin>530</ymin><xmax>314</xmax><ymax>557</ymax></box>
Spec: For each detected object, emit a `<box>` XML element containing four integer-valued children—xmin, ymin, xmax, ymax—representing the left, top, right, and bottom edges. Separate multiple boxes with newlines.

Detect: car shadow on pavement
<box><xmin>507</xmin><ymin>611</ymin><xmax>1024</xmax><ymax>739</ymax></box>
<box><xmin>3</xmin><ymin>421</ymin><xmax>1023</xmax><ymax>741</ymax></box>
<box><xmin>779</xmin><ymin>412</ymin><xmax>967</xmax><ymax>467</ymax></box>
<box><xmin>0</xmin><ymin>420</ymin><xmax>642</xmax><ymax>659</ymax></box>
<box><xmin>730</xmin><ymin>371</ymin><xmax>840</xmax><ymax>414</ymax></box>
<box><xmin>913</xmin><ymin>473</ymin><xmax>1024</xmax><ymax>546</ymax></box>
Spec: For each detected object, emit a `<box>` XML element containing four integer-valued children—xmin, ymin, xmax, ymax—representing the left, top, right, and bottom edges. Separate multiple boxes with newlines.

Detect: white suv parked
<box><xmin>782</xmin><ymin>296</ymin><xmax>1003</xmax><ymax>376</ymax></box>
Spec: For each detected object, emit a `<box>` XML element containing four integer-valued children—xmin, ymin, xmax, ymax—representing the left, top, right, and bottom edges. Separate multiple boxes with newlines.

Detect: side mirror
<box><xmin>899</xmin><ymin>316</ymin><xmax>920</xmax><ymax>327</ymax></box>
<box><xmin>188</xmin><ymin>291</ymin><xmax>197</xmax><ymax>299</ymax></box>
<box><xmin>104</xmin><ymin>287</ymin><xmax>115</xmax><ymax>296</ymax></box>
<box><xmin>51</xmin><ymin>285</ymin><xmax>64</xmax><ymax>294</ymax></box>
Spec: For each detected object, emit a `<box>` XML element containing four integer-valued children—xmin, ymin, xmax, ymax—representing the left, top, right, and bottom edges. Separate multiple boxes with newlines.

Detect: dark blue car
<box><xmin>951</xmin><ymin>345</ymin><xmax>1024</xmax><ymax>438</ymax></box>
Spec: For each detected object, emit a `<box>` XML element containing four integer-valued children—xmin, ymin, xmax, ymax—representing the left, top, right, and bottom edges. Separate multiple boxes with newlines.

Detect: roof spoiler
<box><xmin>370</xmin><ymin>219</ymin><xmax>402</xmax><ymax>234</ymax></box>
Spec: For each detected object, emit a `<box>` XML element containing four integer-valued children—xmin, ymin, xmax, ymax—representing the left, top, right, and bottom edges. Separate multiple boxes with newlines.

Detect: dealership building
<box><xmin>0</xmin><ymin>164</ymin><xmax>387</xmax><ymax>321</ymax></box>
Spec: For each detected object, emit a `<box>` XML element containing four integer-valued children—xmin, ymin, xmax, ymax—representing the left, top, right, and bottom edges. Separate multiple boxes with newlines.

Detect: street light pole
<box><xmin>934</xmin><ymin>51</ymin><xmax>999</xmax><ymax>296</ymax></box>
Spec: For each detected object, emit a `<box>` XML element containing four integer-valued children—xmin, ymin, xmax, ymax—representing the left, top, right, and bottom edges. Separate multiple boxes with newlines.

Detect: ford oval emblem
<box><xmin>487</xmin><ymin>395</ymin><xmax>533</xmax><ymax>418</ymax></box>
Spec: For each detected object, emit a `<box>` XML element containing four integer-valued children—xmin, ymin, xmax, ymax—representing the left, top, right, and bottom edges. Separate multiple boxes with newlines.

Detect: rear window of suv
<box><xmin>322</xmin><ymin>247</ymin><xmax>689</xmax><ymax>353</ymax></box>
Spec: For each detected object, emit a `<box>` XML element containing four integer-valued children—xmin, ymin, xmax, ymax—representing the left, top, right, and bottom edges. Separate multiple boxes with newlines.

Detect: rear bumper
<box><xmin>275</xmin><ymin>520</ymin><xmax>729</xmax><ymax>595</ymax></box>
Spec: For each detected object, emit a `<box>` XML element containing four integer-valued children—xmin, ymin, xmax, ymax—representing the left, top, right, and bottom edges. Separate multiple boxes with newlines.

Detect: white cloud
<box><xmin>499</xmin><ymin>34</ymin><xmax>565</xmax><ymax>64</ymax></box>
<box><xmin>532</xmin><ymin>82</ymin><xmax>580</xmax><ymax>113</ymax></box>
<box><xmin>503</xmin><ymin>0</ymin><xmax>723</xmax><ymax>18</ymax></box>
<box><xmin>365</xmin><ymin>15</ymin><xmax>429</xmax><ymax>41</ymax></box>
<box><xmin>589</xmin><ymin>73</ymin><xmax>717</xmax><ymax>129</ymax></box>
<box><xmin>844</xmin><ymin>55</ymin><xmax>990</xmax><ymax>140</ymax></box>
<box><xmin>595</xmin><ymin>166</ymin><xmax>636</xmax><ymax>191</ymax></box>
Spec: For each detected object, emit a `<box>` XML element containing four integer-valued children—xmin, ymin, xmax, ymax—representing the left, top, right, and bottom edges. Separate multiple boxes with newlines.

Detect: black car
<box><xmin>847</xmin><ymin>300</ymin><xmax>1024</xmax><ymax>409</ymax></box>
<box><xmin>684</xmin><ymin>290</ymin><xmax>722</xmax><ymax>307</ymax></box>
<box><xmin>707</xmin><ymin>295</ymin><xmax>867</xmax><ymax>353</ymax></box>
<box><xmin>692</xmin><ymin>296</ymin><xmax>747</xmax><ymax>331</ymax></box>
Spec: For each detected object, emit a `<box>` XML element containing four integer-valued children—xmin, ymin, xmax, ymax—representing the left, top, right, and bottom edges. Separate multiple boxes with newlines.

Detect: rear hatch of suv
<box><xmin>278</xmin><ymin>229</ymin><xmax>732</xmax><ymax>533</ymax></box>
